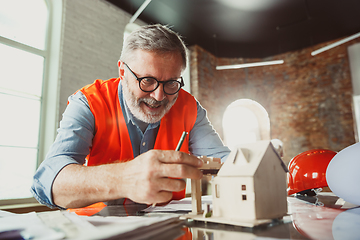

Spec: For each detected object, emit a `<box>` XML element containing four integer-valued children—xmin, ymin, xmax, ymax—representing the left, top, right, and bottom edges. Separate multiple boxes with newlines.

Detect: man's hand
<box><xmin>52</xmin><ymin>149</ymin><xmax>203</xmax><ymax>208</ymax></box>
<box><xmin>119</xmin><ymin>149</ymin><xmax>203</xmax><ymax>205</ymax></box>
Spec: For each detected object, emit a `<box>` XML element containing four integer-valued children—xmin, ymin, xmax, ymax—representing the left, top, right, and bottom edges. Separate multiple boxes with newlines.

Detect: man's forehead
<box><xmin>127</xmin><ymin>50</ymin><xmax>183</xmax><ymax>75</ymax></box>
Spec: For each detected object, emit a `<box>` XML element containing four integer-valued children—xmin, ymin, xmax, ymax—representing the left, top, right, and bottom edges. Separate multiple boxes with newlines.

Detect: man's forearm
<box><xmin>52</xmin><ymin>163</ymin><xmax>126</xmax><ymax>209</ymax></box>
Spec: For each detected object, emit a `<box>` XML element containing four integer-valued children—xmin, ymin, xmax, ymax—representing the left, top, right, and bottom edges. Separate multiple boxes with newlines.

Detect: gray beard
<box><xmin>122</xmin><ymin>80</ymin><xmax>178</xmax><ymax>124</ymax></box>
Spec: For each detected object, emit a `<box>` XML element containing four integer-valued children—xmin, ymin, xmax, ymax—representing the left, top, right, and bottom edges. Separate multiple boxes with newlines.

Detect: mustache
<box><xmin>139</xmin><ymin>97</ymin><xmax>169</xmax><ymax>107</ymax></box>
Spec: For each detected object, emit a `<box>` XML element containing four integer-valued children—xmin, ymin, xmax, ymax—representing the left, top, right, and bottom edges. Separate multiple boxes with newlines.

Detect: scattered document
<box><xmin>0</xmin><ymin>196</ymin><xmax>215</xmax><ymax>239</ymax></box>
<box><xmin>0</xmin><ymin>210</ymin><xmax>65</xmax><ymax>240</ymax></box>
<box><xmin>71</xmin><ymin>213</ymin><xmax>182</xmax><ymax>240</ymax></box>
<box><xmin>0</xmin><ymin>209</ymin><xmax>182</xmax><ymax>240</ymax></box>
<box><xmin>144</xmin><ymin>195</ymin><xmax>212</xmax><ymax>212</ymax></box>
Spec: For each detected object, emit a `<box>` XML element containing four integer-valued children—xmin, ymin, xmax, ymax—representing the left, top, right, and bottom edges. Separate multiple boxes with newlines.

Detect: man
<box><xmin>31</xmin><ymin>24</ymin><xmax>230</xmax><ymax>209</ymax></box>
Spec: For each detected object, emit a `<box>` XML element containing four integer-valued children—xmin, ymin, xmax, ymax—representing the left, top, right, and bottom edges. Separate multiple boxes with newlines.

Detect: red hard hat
<box><xmin>287</xmin><ymin>149</ymin><xmax>337</xmax><ymax>196</ymax></box>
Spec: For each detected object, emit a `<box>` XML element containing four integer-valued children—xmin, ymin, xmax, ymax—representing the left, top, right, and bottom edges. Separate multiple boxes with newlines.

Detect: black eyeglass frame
<box><xmin>123</xmin><ymin>62</ymin><xmax>184</xmax><ymax>95</ymax></box>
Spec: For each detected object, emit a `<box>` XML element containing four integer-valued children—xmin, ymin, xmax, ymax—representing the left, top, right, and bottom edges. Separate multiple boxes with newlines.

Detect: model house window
<box><xmin>0</xmin><ymin>0</ymin><xmax>60</xmax><ymax>203</ymax></box>
<box><xmin>242</xmin><ymin>194</ymin><xmax>247</xmax><ymax>201</ymax></box>
<box><xmin>241</xmin><ymin>185</ymin><xmax>247</xmax><ymax>200</ymax></box>
<box><xmin>215</xmin><ymin>184</ymin><xmax>220</xmax><ymax>198</ymax></box>
<box><xmin>222</xmin><ymin>99</ymin><xmax>270</xmax><ymax>151</ymax></box>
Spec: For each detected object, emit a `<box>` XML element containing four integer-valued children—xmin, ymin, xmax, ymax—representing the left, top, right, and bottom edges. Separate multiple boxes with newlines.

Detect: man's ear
<box><xmin>118</xmin><ymin>60</ymin><xmax>125</xmax><ymax>79</ymax></box>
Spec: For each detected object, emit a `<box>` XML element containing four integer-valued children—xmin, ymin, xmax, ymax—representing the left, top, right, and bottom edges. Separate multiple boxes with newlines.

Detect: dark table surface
<box><xmin>71</xmin><ymin>193</ymin><xmax>359</xmax><ymax>240</ymax></box>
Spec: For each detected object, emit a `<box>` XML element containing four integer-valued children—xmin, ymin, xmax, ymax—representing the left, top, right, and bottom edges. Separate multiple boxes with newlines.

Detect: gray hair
<box><xmin>120</xmin><ymin>24</ymin><xmax>187</xmax><ymax>70</ymax></box>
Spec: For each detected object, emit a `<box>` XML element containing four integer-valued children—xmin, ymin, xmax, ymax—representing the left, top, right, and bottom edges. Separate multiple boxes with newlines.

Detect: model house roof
<box><xmin>218</xmin><ymin>140</ymin><xmax>287</xmax><ymax>177</ymax></box>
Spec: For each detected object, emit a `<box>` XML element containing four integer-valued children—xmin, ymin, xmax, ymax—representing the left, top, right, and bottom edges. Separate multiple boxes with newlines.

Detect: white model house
<box><xmin>211</xmin><ymin>140</ymin><xmax>288</xmax><ymax>224</ymax></box>
<box><xmin>183</xmin><ymin>140</ymin><xmax>288</xmax><ymax>227</ymax></box>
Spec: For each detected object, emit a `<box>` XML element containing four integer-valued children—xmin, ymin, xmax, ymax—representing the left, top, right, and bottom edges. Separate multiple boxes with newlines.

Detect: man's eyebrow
<box><xmin>139</xmin><ymin>73</ymin><xmax>181</xmax><ymax>81</ymax></box>
<box><xmin>131</xmin><ymin>66</ymin><xmax>181</xmax><ymax>80</ymax></box>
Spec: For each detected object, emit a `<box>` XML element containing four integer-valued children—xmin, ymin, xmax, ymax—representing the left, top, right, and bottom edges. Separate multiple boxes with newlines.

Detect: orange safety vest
<box><xmin>79</xmin><ymin>78</ymin><xmax>197</xmax><ymax>200</ymax></box>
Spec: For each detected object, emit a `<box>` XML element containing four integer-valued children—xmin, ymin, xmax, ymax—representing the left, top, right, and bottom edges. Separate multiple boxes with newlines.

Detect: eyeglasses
<box><xmin>123</xmin><ymin>62</ymin><xmax>184</xmax><ymax>95</ymax></box>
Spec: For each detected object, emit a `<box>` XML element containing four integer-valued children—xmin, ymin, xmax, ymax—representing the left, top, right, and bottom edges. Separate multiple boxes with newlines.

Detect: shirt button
<box><xmin>142</xmin><ymin>142</ymin><xmax>146</xmax><ymax>146</ymax></box>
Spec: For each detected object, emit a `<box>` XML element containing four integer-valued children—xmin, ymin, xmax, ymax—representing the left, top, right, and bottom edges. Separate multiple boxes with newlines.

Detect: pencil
<box><xmin>175</xmin><ymin>131</ymin><xmax>188</xmax><ymax>151</ymax></box>
<box><xmin>152</xmin><ymin>131</ymin><xmax>188</xmax><ymax>207</ymax></box>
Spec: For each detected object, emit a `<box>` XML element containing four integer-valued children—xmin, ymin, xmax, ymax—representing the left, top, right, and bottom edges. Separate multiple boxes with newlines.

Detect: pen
<box><xmin>175</xmin><ymin>131</ymin><xmax>188</xmax><ymax>151</ymax></box>
<box><xmin>152</xmin><ymin>131</ymin><xmax>188</xmax><ymax>207</ymax></box>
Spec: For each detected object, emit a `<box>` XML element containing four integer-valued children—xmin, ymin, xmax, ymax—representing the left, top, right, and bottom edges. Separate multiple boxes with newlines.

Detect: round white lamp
<box><xmin>326</xmin><ymin>142</ymin><xmax>360</xmax><ymax>205</ymax></box>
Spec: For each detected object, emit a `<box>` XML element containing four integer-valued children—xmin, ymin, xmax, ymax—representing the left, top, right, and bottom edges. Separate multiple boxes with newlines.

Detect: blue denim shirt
<box><xmin>31</xmin><ymin>82</ymin><xmax>230</xmax><ymax>208</ymax></box>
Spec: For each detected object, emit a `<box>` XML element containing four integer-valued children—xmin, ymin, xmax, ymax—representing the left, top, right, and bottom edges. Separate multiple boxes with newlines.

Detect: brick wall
<box><xmin>190</xmin><ymin>37</ymin><xmax>360</xmax><ymax>164</ymax></box>
<box><xmin>58</xmin><ymin>0</ymin><xmax>358</xmax><ymax>164</ymax></box>
<box><xmin>58</xmin><ymin>0</ymin><xmax>145</xmax><ymax>118</ymax></box>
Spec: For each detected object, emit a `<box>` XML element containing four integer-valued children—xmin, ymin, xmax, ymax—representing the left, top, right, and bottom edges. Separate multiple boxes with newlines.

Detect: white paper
<box><xmin>0</xmin><ymin>209</ymin><xmax>183</xmax><ymax>240</ymax></box>
<box><xmin>0</xmin><ymin>210</ymin><xmax>16</xmax><ymax>217</ymax></box>
<box><xmin>69</xmin><ymin>214</ymin><xmax>181</xmax><ymax>240</ymax></box>
<box><xmin>144</xmin><ymin>195</ymin><xmax>213</xmax><ymax>212</ymax></box>
<box><xmin>0</xmin><ymin>211</ymin><xmax>65</xmax><ymax>240</ymax></box>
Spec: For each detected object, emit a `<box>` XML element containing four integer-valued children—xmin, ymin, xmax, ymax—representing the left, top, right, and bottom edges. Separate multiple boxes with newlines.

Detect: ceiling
<box><xmin>106</xmin><ymin>0</ymin><xmax>360</xmax><ymax>58</ymax></box>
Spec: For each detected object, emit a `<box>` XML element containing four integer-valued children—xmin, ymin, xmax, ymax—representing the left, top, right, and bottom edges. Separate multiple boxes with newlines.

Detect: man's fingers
<box><xmin>154</xmin><ymin>150</ymin><xmax>203</xmax><ymax>167</ymax></box>
<box><xmin>143</xmin><ymin>178</ymin><xmax>185</xmax><ymax>204</ymax></box>
<box><xmin>144</xmin><ymin>149</ymin><xmax>204</xmax><ymax>179</ymax></box>
<box><xmin>125</xmin><ymin>150</ymin><xmax>205</xmax><ymax>205</ymax></box>
<box><xmin>150</xmin><ymin>179</ymin><xmax>186</xmax><ymax>204</ymax></box>
<box><xmin>158</xmin><ymin>162</ymin><xmax>203</xmax><ymax>180</ymax></box>
<box><xmin>152</xmin><ymin>191</ymin><xmax>172</xmax><ymax>204</ymax></box>
<box><xmin>155</xmin><ymin>178</ymin><xmax>186</xmax><ymax>192</ymax></box>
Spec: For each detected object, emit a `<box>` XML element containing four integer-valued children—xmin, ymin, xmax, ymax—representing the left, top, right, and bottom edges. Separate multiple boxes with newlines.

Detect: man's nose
<box><xmin>150</xmin><ymin>84</ymin><xmax>166</xmax><ymax>101</ymax></box>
